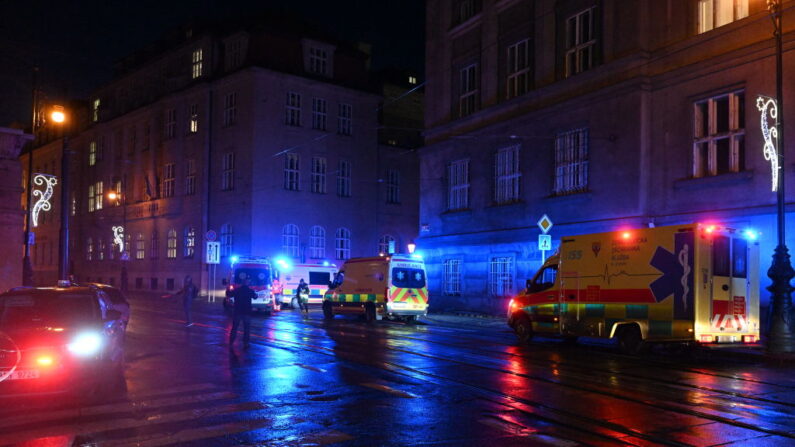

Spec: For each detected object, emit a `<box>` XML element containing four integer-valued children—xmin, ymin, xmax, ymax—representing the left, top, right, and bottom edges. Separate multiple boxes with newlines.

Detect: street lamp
<box><xmin>765</xmin><ymin>0</ymin><xmax>795</xmax><ymax>354</ymax></box>
<box><xmin>109</xmin><ymin>187</ymin><xmax>128</xmax><ymax>291</ymax></box>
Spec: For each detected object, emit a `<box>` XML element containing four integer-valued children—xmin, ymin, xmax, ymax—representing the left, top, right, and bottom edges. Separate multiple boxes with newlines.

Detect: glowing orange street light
<box><xmin>50</xmin><ymin>106</ymin><xmax>66</xmax><ymax>124</ymax></box>
<box><xmin>107</xmin><ymin>191</ymin><xmax>119</xmax><ymax>201</ymax></box>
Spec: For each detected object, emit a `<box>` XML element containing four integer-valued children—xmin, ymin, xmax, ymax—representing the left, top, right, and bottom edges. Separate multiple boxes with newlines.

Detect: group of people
<box><xmin>168</xmin><ymin>275</ymin><xmax>312</xmax><ymax>347</ymax></box>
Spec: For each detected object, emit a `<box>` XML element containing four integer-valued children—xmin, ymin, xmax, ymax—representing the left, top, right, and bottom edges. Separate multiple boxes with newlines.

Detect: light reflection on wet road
<box><xmin>1</xmin><ymin>294</ymin><xmax>795</xmax><ymax>446</ymax></box>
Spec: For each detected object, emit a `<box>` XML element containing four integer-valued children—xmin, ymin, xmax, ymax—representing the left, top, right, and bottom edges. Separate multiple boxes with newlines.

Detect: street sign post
<box><xmin>538</xmin><ymin>234</ymin><xmax>552</xmax><ymax>251</ymax></box>
<box><xmin>537</xmin><ymin>215</ymin><xmax>553</xmax><ymax>263</ymax></box>
<box><xmin>206</xmin><ymin>241</ymin><xmax>220</xmax><ymax>264</ymax></box>
<box><xmin>205</xmin><ymin>230</ymin><xmax>217</xmax><ymax>241</ymax></box>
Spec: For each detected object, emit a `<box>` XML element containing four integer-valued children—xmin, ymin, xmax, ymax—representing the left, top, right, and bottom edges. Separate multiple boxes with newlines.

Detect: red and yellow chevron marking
<box><xmin>389</xmin><ymin>287</ymin><xmax>429</xmax><ymax>306</ymax></box>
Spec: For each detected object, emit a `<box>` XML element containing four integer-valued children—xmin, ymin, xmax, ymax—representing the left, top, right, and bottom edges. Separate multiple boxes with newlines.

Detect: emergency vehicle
<box><xmin>507</xmin><ymin>224</ymin><xmax>760</xmax><ymax>354</ymax></box>
<box><xmin>222</xmin><ymin>257</ymin><xmax>275</xmax><ymax>313</ymax></box>
<box><xmin>323</xmin><ymin>255</ymin><xmax>429</xmax><ymax>322</ymax></box>
<box><xmin>275</xmin><ymin>263</ymin><xmax>338</xmax><ymax>308</ymax></box>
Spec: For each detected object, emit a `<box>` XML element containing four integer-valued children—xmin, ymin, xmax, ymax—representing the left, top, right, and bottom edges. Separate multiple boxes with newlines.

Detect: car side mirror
<box><xmin>222</xmin><ymin>278</ymin><xmax>228</xmax><ymax>286</ymax></box>
<box><xmin>105</xmin><ymin>309</ymin><xmax>122</xmax><ymax>321</ymax></box>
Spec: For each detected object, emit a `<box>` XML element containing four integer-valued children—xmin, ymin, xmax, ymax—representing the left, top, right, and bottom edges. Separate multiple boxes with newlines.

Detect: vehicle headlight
<box><xmin>67</xmin><ymin>332</ymin><xmax>103</xmax><ymax>356</ymax></box>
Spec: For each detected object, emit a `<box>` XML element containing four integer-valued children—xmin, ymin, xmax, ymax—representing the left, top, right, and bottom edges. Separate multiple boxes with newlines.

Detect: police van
<box><xmin>507</xmin><ymin>223</ymin><xmax>760</xmax><ymax>354</ymax></box>
<box><xmin>274</xmin><ymin>263</ymin><xmax>338</xmax><ymax>309</ymax></box>
<box><xmin>323</xmin><ymin>255</ymin><xmax>429</xmax><ymax>322</ymax></box>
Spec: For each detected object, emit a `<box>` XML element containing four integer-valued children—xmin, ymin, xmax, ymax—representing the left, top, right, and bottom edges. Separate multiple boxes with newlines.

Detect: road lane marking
<box><xmin>103</xmin><ymin>416</ymin><xmax>272</xmax><ymax>447</ymax></box>
<box><xmin>294</xmin><ymin>362</ymin><xmax>327</xmax><ymax>373</ymax></box>
<box><xmin>360</xmin><ymin>382</ymin><xmax>417</xmax><ymax>398</ymax></box>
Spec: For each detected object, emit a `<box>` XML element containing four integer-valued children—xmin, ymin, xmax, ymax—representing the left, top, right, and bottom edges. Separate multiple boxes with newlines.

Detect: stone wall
<box><xmin>0</xmin><ymin>127</ymin><xmax>31</xmax><ymax>293</ymax></box>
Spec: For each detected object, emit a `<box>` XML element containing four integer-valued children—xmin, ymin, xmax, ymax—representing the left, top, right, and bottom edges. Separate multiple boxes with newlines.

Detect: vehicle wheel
<box><xmin>364</xmin><ymin>303</ymin><xmax>377</xmax><ymax>323</ymax></box>
<box><xmin>514</xmin><ymin>317</ymin><xmax>533</xmax><ymax>344</ymax></box>
<box><xmin>291</xmin><ymin>297</ymin><xmax>300</xmax><ymax>309</ymax></box>
<box><xmin>405</xmin><ymin>315</ymin><xmax>417</xmax><ymax>324</ymax></box>
<box><xmin>323</xmin><ymin>301</ymin><xmax>333</xmax><ymax>320</ymax></box>
<box><xmin>617</xmin><ymin>325</ymin><xmax>646</xmax><ymax>355</ymax></box>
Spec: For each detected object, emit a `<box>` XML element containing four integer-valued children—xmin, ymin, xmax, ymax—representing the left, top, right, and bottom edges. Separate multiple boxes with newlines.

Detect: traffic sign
<box><xmin>206</xmin><ymin>241</ymin><xmax>220</xmax><ymax>264</ymax></box>
<box><xmin>538</xmin><ymin>234</ymin><xmax>552</xmax><ymax>251</ymax></box>
<box><xmin>205</xmin><ymin>230</ymin><xmax>217</xmax><ymax>241</ymax></box>
<box><xmin>537</xmin><ymin>214</ymin><xmax>553</xmax><ymax>234</ymax></box>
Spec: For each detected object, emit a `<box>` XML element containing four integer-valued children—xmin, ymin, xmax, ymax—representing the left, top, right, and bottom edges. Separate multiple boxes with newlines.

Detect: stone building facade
<box><xmin>421</xmin><ymin>0</ymin><xmax>792</xmax><ymax>314</ymax></box>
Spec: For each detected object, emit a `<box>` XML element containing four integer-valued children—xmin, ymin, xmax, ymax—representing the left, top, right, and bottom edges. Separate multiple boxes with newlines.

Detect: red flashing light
<box><xmin>622</xmin><ymin>231</ymin><xmax>631</xmax><ymax>240</ymax></box>
<box><xmin>508</xmin><ymin>299</ymin><xmax>515</xmax><ymax>310</ymax></box>
<box><xmin>700</xmin><ymin>335</ymin><xmax>713</xmax><ymax>343</ymax></box>
<box><xmin>705</xmin><ymin>225</ymin><xmax>716</xmax><ymax>234</ymax></box>
<box><xmin>743</xmin><ymin>335</ymin><xmax>757</xmax><ymax>343</ymax></box>
<box><xmin>36</xmin><ymin>355</ymin><xmax>55</xmax><ymax>367</ymax></box>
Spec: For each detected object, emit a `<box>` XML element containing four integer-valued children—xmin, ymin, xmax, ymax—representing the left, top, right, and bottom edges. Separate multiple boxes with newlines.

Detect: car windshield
<box><xmin>234</xmin><ymin>268</ymin><xmax>271</xmax><ymax>286</ymax></box>
<box><xmin>0</xmin><ymin>294</ymin><xmax>98</xmax><ymax>328</ymax></box>
<box><xmin>391</xmin><ymin>268</ymin><xmax>426</xmax><ymax>288</ymax></box>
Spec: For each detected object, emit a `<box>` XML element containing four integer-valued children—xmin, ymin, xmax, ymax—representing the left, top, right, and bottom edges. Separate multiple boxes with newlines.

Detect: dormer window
<box><xmin>310</xmin><ymin>47</ymin><xmax>328</xmax><ymax>75</ymax></box>
<box><xmin>225</xmin><ymin>35</ymin><xmax>248</xmax><ymax>71</ymax></box>
<box><xmin>303</xmin><ymin>40</ymin><xmax>335</xmax><ymax>77</ymax></box>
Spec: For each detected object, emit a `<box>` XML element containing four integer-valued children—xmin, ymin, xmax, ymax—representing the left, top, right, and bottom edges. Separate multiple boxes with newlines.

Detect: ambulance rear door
<box><xmin>709</xmin><ymin>234</ymin><xmax>754</xmax><ymax>341</ymax></box>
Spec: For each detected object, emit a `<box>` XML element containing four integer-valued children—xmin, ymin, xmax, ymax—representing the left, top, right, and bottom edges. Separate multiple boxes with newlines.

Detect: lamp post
<box><xmin>49</xmin><ymin>106</ymin><xmax>72</xmax><ymax>282</ymax></box>
<box><xmin>108</xmin><ymin>189</ymin><xmax>128</xmax><ymax>291</ymax></box>
<box><xmin>766</xmin><ymin>0</ymin><xmax>795</xmax><ymax>353</ymax></box>
<box><xmin>22</xmin><ymin>71</ymin><xmax>40</xmax><ymax>286</ymax></box>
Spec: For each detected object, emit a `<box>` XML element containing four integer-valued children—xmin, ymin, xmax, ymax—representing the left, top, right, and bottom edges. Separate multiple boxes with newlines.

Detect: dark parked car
<box><xmin>0</xmin><ymin>284</ymin><xmax>127</xmax><ymax>394</ymax></box>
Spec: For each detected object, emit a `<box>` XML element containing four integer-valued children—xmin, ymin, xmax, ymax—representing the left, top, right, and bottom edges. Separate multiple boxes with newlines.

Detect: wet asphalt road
<box><xmin>2</xmin><ymin>294</ymin><xmax>795</xmax><ymax>447</ymax></box>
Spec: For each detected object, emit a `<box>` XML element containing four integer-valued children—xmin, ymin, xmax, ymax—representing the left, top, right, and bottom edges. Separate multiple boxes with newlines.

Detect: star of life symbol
<box><xmin>414</xmin><ymin>272</ymin><xmax>422</xmax><ymax>281</ymax></box>
<box><xmin>396</xmin><ymin>271</ymin><xmax>405</xmax><ymax>281</ymax></box>
<box><xmin>678</xmin><ymin>244</ymin><xmax>691</xmax><ymax>313</ymax></box>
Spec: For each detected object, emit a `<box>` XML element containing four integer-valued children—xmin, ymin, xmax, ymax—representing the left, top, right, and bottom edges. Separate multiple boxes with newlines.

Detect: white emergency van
<box><xmin>274</xmin><ymin>263</ymin><xmax>338</xmax><ymax>308</ymax></box>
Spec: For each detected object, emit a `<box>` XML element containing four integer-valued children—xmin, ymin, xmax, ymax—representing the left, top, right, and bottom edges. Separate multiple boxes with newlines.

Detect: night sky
<box><xmin>0</xmin><ymin>0</ymin><xmax>425</xmax><ymax>127</ymax></box>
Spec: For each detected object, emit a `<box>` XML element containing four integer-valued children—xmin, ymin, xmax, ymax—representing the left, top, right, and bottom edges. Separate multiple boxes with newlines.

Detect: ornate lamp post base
<box><xmin>767</xmin><ymin>244</ymin><xmax>795</xmax><ymax>353</ymax></box>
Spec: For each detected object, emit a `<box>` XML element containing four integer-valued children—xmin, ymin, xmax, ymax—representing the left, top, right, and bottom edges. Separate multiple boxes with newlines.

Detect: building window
<box><xmin>378</xmin><ymin>235</ymin><xmax>395</xmax><ymax>255</ymax></box>
<box><xmin>92</xmin><ymin>99</ymin><xmax>100</xmax><ymax>122</ymax></box>
<box><xmin>337</xmin><ymin>160</ymin><xmax>351</xmax><ymax>197</ymax></box>
<box><xmin>554</xmin><ymin>128</ymin><xmax>589</xmax><ymax>195</ymax></box>
<box><xmin>507</xmin><ymin>39</ymin><xmax>530</xmax><ymax>99</ymax></box>
<box><xmin>489</xmin><ymin>256</ymin><xmax>514</xmax><ymax>297</ymax></box>
<box><xmin>459</xmin><ymin>64</ymin><xmax>478</xmax><ymax>117</ymax></box>
<box><xmin>167</xmin><ymin>229</ymin><xmax>177</xmax><ymax>259</ymax></box>
<box><xmin>221</xmin><ymin>223</ymin><xmax>233</xmax><ymax>256</ymax></box>
<box><xmin>188</xmin><ymin>104</ymin><xmax>198</xmax><ymax>133</ymax></box>
<box><xmin>88</xmin><ymin>181</ymin><xmax>104</xmax><ymax>212</ymax></box>
<box><xmin>698</xmin><ymin>0</ymin><xmax>749</xmax><ymax>34</ymax></box>
<box><xmin>443</xmin><ymin>259</ymin><xmax>462</xmax><ymax>295</ymax></box>
<box><xmin>454</xmin><ymin>0</ymin><xmax>478</xmax><ymax>24</ymax></box>
<box><xmin>163</xmin><ymin>163</ymin><xmax>176</xmax><ymax>198</ymax></box>
<box><xmin>150</xmin><ymin>232</ymin><xmax>159</xmax><ymax>259</ymax></box>
<box><xmin>408</xmin><ymin>76</ymin><xmax>418</xmax><ymax>85</ymax></box>
<box><xmin>184</xmin><ymin>227</ymin><xmax>196</xmax><ymax>258</ymax></box>
<box><xmin>227</xmin><ymin>39</ymin><xmax>243</xmax><ymax>69</ymax></box>
<box><xmin>86</xmin><ymin>237</ymin><xmax>94</xmax><ymax>261</ymax></box>
<box><xmin>447</xmin><ymin>159</ymin><xmax>470</xmax><ymax>210</ymax></box>
<box><xmin>164</xmin><ymin>108</ymin><xmax>176</xmax><ymax>139</ymax></box>
<box><xmin>311</xmin><ymin>157</ymin><xmax>327</xmax><ymax>194</ymax></box>
<box><xmin>309</xmin><ymin>47</ymin><xmax>328</xmax><ymax>75</ymax></box>
<box><xmin>98</xmin><ymin>238</ymin><xmax>106</xmax><ymax>261</ymax></box>
<box><xmin>286</xmin><ymin>92</ymin><xmax>301</xmax><ymax>126</ymax></box>
<box><xmin>284</xmin><ymin>153</ymin><xmax>300</xmax><ymax>191</ymax></box>
<box><xmin>335</xmin><ymin>228</ymin><xmax>351</xmax><ymax>260</ymax></box>
<box><xmin>565</xmin><ymin>8</ymin><xmax>597</xmax><ymax>77</ymax></box>
<box><xmin>495</xmin><ymin>144</ymin><xmax>521</xmax><ymax>204</ymax></box>
<box><xmin>88</xmin><ymin>141</ymin><xmax>97</xmax><ymax>166</ymax></box>
<box><xmin>191</xmin><ymin>48</ymin><xmax>203</xmax><ymax>79</ymax></box>
<box><xmin>337</xmin><ymin>103</ymin><xmax>352</xmax><ymax>135</ymax></box>
<box><xmin>221</xmin><ymin>152</ymin><xmax>235</xmax><ymax>191</ymax></box>
<box><xmin>185</xmin><ymin>159</ymin><xmax>196</xmax><ymax>195</ymax></box>
<box><xmin>124</xmin><ymin>234</ymin><xmax>131</xmax><ymax>258</ymax></box>
<box><xmin>87</xmin><ymin>184</ymin><xmax>93</xmax><ymax>213</ymax></box>
<box><xmin>312</xmin><ymin>98</ymin><xmax>327</xmax><ymax>130</ymax></box>
<box><xmin>386</xmin><ymin>169</ymin><xmax>400</xmax><ymax>204</ymax></box>
<box><xmin>135</xmin><ymin>233</ymin><xmax>145</xmax><ymax>260</ymax></box>
<box><xmin>693</xmin><ymin>91</ymin><xmax>745</xmax><ymax>177</ymax></box>
<box><xmin>309</xmin><ymin>225</ymin><xmax>326</xmax><ymax>259</ymax></box>
<box><xmin>223</xmin><ymin>92</ymin><xmax>237</xmax><ymax>126</ymax></box>
<box><xmin>282</xmin><ymin>224</ymin><xmax>300</xmax><ymax>258</ymax></box>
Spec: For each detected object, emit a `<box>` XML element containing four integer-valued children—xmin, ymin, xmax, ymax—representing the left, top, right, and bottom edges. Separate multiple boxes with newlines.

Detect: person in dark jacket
<box><xmin>296</xmin><ymin>278</ymin><xmax>310</xmax><ymax>314</ymax></box>
<box><xmin>169</xmin><ymin>275</ymin><xmax>199</xmax><ymax>327</ymax></box>
<box><xmin>230</xmin><ymin>277</ymin><xmax>256</xmax><ymax>346</ymax></box>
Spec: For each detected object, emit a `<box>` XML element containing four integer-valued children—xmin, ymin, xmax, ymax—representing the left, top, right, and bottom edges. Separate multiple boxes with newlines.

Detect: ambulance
<box><xmin>222</xmin><ymin>256</ymin><xmax>275</xmax><ymax>313</ymax></box>
<box><xmin>322</xmin><ymin>255</ymin><xmax>429</xmax><ymax>322</ymax></box>
<box><xmin>507</xmin><ymin>223</ymin><xmax>760</xmax><ymax>354</ymax></box>
<box><xmin>275</xmin><ymin>263</ymin><xmax>338</xmax><ymax>308</ymax></box>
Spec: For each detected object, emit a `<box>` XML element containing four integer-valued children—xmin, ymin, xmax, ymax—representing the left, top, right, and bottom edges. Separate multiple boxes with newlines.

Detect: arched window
<box><xmin>220</xmin><ymin>223</ymin><xmax>233</xmax><ymax>256</ymax></box>
<box><xmin>167</xmin><ymin>229</ymin><xmax>177</xmax><ymax>259</ymax></box>
<box><xmin>135</xmin><ymin>233</ymin><xmax>145</xmax><ymax>260</ymax></box>
<box><xmin>309</xmin><ymin>226</ymin><xmax>325</xmax><ymax>259</ymax></box>
<box><xmin>335</xmin><ymin>228</ymin><xmax>351</xmax><ymax>260</ymax></box>
<box><xmin>378</xmin><ymin>234</ymin><xmax>395</xmax><ymax>255</ymax></box>
<box><xmin>184</xmin><ymin>226</ymin><xmax>196</xmax><ymax>258</ymax></box>
<box><xmin>282</xmin><ymin>224</ymin><xmax>299</xmax><ymax>257</ymax></box>
<box><xmin>150</xmin><ymin>231</ymin><xmax>159</xmax><ymax>259</ymax></box>
<box><xmin>97</xmin><ymin>238</ymin><xmax>106</xmax><ymax>261</ymax></box>
<box><xmin>86</xmin><ymin>237</ymin><xmax>94</xmax><ymax>261</ymax></box>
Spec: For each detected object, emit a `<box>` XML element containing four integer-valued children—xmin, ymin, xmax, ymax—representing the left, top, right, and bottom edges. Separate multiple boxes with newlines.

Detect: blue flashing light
<box><xmin>744</xmin><ymin>230</ymin><xmax>758</xmax><ymax>241</ymax></box>
<box><xmin>230</xmin><ymin>255</ymin><xmax>239</xmax><ymax>264</ymax></box>
<box><xmin>323</xmin><ymin>261</ymin><xmax>330</xmax><ymax>267</ymax></box>
<box><xmin>411</xmin><ymin>252</ymin><xmax>424</xmax><ymax>260</ymax></box>
<box><xmin>276</xmin><ymin>257</ymin><xmax>292</xmax><ymax>271</ymax></box>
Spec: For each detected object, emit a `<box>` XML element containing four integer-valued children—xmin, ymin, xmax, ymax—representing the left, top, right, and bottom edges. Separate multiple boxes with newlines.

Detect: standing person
<box><xmin>296</xmin><ymin>278</ymin><xmax>310</xmax><ymax>314</ymax></box>
<box><xmin>167</xmin><ymin>275</ymin><xmax>199</xmax><ymax>327</ymax></box>
<box><xmin>230</xmin><ymin>277</ymin><xmax>256</xmax><ymax>347</ymax></box>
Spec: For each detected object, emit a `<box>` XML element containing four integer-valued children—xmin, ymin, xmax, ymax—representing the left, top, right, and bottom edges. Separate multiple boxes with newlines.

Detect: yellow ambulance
<box><xmin>507</xmin><ymin>223</ymin><xmax>760</xmax><ymax>354</ymax></box>
<box><xmin>322</xmin><ymin>255</ymin><xmax>429</xmax><ymax>322</ymax></box>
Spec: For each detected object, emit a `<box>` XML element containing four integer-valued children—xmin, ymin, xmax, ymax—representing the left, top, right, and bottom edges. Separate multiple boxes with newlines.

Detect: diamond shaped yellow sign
<box><xmin>537</xmin><ymin>214</ymin><xmax>553</xmax><ymax>234</ymax></box>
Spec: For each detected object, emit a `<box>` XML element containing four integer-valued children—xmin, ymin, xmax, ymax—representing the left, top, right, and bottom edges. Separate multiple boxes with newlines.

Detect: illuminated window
<box><xmin>87</xmin><ymin>185</ymin><xmax>95</xmax><ymax>213</ymax></box>
<box><xmin>164</xmin><ymin>108</ymin><xmax>176</xmax><ymax>139</ymax></box>
<box><xmin>188</xmin><ymin>104</ymin><xmax>198</xmax><ymax>133</ymax></box>
<box><xmin>309</xmin><ymin>225</ymin><xmax>326</xmax><ymax>259</ymax></box>
<box><xmin>309</xmin><ymin>47</ymin><xmax>328</xmax><ymax>75</ymax></box>
<box><xmin>150</xmin><ymin>232</ymin><xmax>159</xmax><ymax>259</ymax></box>
<box><xmin>335</xmin><ymin>227</ymin><xmax>351</xmax><ymax>260</ymax></box>
<box><xmin>495</xmin><ymin>144</ymin><xmax>521</xmax><ymax>204</ymax></box>
<box><xmin>88</xmin><ymin>141</ymin><xmax>97</xmax><ymax>166</ymax></box>
<box><xmin>221</xmin><ymin>223</ymin><xmax>233</xmax><ymax>256</ymax></box>
<box><xmin>312</xmin><ymin>98</ymin><xmax>327</xmax><ymax>130</ymax></box>
<box><xmin>698</xmin><ymin>0</ymin><xmax>748</xmax><ymax>34</ymax></box>
<box><xmin>459</xmin><ymin>64</ymin><xmax>478</xmax><ymax>117</ymax></box>
<box><xmin>98</xmin><ymin>238</ymin><xmax>106</xmax><ymax>261</ymax></box>
<box><xmin>223</xmin><ymin>92</ymin><xmax>237</xmax><ymax>126</ymax></box>
<box><xmin>221</xmin><ymin>152</ymin><xmax>235</xmax><ymax>191</ymax></box>
<box><xmin>337</xmin><ymin>160</ymin><xmax>351</xmax><ymax>197</ymax></box>
<box><xmin>135</xmin><ymin>233</ymin><xmax>145</xmax><ymax>260</ymax></box>
<box><xmin>489</xmin><ymin>256</ymin><xmax>513</xmax><ymax>297</ymax></box>
<box><xmin>337</xmin><ymin>103</ymin><xmax>352</xmax><ymax>135</ymax></box>
<box><xmin>185</xmin><ymin>159</ymin><xmax>196</xmax><ymax>195</ymax></box>
<box><xmin>507</xmin><ymin>39</ymin><xmax>530</xmax><ymax>99</ymax></box>
<box><xmin>386</xmin><ymin>169</ymin><xmax>400</xmax><ymax>204</ymax></box>
<box><xmin>162</xmin><ymin>163</ymin><xmax>175</xmax><ymax>198</ymax></box>
<box><xmin>447</xmin><ymin>159</ymin><xmax>469</xmax><ymax>210</ymax></box>
<box><xmin>408</xmin><ymin>76</ymin><xmax>417</xmax><ymax>85</ymax></box>
<box><xmin>191</xmin><ymin>48</ymin><xmax>203</xmax><ymax>79</ymax></box>
<box><xmin>86</xmin><ymin>237</ymin><xmax>94</xmax><ymax>261</ymax></box>
<box><xmin>565</xmin><ymin>8</ymin><xmax>596</xmax><ymax>77</ymax></box>
<box><xmin>554</xmin><ymin>128</ymin><xmax>589</xmax><ymax>195</ymax></box>
<box><xmin>282</xmin><ymin>224</ymin><xmax>300</xmax><ymax>258</ymax></box>
<box><xmin>443</xmin><ymin>259</ymin><xmax>462</xmax><ymax>295</ymax></box>
<box><xmin>92</xmin><ymin>99</ymin><xmax>100</xmax><ymax>122</ymax></box>
<box><xmin>311</xmin><ymin>157</ymin><xmax>326</xmax><ymax>194</ymax></box>
<box><xmin>166</xmin><ymin>229</ymin><xmax>177</xmax><ymax>259</ymax></box>
<box><xmin>286</xmin><ymin>92</ymin><xmax>301</xmax><ymax>126</ymax></box>
<box><xmin>94</xmin><ymin>181</ymin><xmax>104</xmax><ymax>211</ymax></box>
<box><xmin>378</xmin><ymin>235</ymin><xmax>395</xmax><ymax>255</ymax></box>
<box><xmin>184</xmin><ymin>227</ymin><xmax>195</xmax><ymax>258</ymax></box>
<box><xmin>693</xmin><ymin>91</ymin><xmax>745</xmax><ymax>177</ymax></box>
<box><xmin>284</xmin><ymin>153</ymin><xmax>300</xmax><ymax>191</ymax></box>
